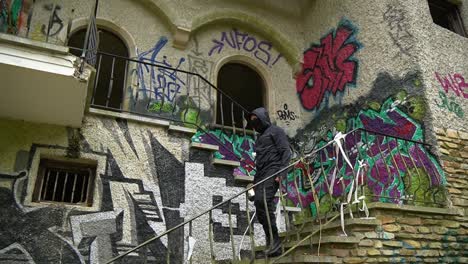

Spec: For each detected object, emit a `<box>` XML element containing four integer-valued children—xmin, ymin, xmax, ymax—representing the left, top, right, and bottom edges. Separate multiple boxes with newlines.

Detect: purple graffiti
<box><xmin>136</xmin><ymin>37</ymin><xmax>186</xmax><ymax>103</ymax></box>
<box><xmin>208</xmin><ymin>29</ymin><xmax>282</xmax><ymax>67</ymax></box>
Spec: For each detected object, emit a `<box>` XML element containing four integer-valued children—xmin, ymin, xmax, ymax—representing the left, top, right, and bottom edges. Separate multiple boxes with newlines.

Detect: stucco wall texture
<box><xmin>1</xmin><ymin>0</ymin><xmax>467</xmax><ymax>263</ymax></box>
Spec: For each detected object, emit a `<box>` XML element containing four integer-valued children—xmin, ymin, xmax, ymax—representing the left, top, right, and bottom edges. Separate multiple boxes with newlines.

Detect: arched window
<box><xmin>68</xmin><ymin>28</ymin><xmax>129</xmax><ymax>109</ymax></box>
<box><xmin>216</xmin><ymin>63</ymin><xmax>265</xmax><ymax>128</ymax></box>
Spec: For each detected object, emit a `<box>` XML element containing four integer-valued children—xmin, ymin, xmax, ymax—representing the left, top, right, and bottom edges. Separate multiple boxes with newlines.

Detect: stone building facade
<box><xmin>0</xmin><ymin>0</ymin><xmax>467</xmax><ymax>263</ymax></box>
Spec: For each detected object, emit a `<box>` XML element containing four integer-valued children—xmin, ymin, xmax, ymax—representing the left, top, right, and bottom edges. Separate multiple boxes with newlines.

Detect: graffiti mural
<box><xmin>208</xmin><ymin>28</ymin><xmax>282</xmax><ymax>67</ymax></box>
<box><xmin>0</xmin><ymin>115</ymin><xmax>263</xmax><ymax>263</ymax></box>
<box><xmin>0</xmin><ymin>0</ymin><xmax>34</xmax><ymax>36</ymax></box>
<box><xmin>297</xmin><ymin>19</ymin><xmax>361</xmax><ymax>110</ymax></box>
<box><xmin>434</xmin><ymin>72</ymin><xmax>467</xmax><ymax>118</ymax></box>
<box><xmin>192</xmin><ymin>129</ymin><xmax>256</xmax><ymax>177</ymax></box>
<box><xmin>288</xmin><ymin>72</ymin><xmax>445</xmax><ymax>217</ymax></box>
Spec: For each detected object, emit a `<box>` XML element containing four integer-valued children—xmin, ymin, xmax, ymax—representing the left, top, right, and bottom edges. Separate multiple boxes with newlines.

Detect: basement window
<box><xmin>428</xmin><ymin>0</ymin><xmax>467</xmax><ymax>37</ymax></box>
<box><xmin>32</xmin><ymin>159</ymin><xmax>96</xmax><ymax>206</ymax></box>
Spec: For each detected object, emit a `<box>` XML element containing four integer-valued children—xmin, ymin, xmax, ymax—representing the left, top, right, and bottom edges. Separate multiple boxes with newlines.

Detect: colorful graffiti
<box><xmin>435</xmin><ymin>72</ymin><xmax>468</xmax><ymax>99</ymax></box>
<box><xmin>284</xmin><ymin>97</ymin><xmax>446</xmax><ymax>217</ymax></box>
<box><xmin>208</xmin><ymin>28</ymin><xmax>282</xmax><ymax>67</ymax></box>
<box><xmin>0</xmin><ymin>0</ymin><xmax>33</xmax><ymax>36</ymax></box>
<box><xmin>192</xmin><ymin>130</ymin><xmax>256</xmax><ymax>177</ymax></box>
<box><xmin>297</xmin><ymin>19</ymin><xmax>361</xmax><ymax>110</ymax></box>
<box><xmin>131</xmin><ymin>37</ymin><xmax>213</xmax><ymax>125</ymax></box>
<box><xmin>435</xmin><ymin>90</ymin><xmax>464</xmax><ymax>118</ymax></box>
<box><xmin>135</xmin><ymin>36</ymin><xmax>186</xmax><ymax>104</ymax></box>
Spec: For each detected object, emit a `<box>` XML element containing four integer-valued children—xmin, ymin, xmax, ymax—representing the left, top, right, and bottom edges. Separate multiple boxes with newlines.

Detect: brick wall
<box><xmin>435</xmin><ymin>128</ymin><xmax>468</xmax><ymax>215</ymax></box>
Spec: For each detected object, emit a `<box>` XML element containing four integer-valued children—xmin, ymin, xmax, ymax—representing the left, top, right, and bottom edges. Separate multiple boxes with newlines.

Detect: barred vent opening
<box><xmin>33</xmin><ymin>160</ymin><xmax>96</xmax><ymax>206</ymax></box>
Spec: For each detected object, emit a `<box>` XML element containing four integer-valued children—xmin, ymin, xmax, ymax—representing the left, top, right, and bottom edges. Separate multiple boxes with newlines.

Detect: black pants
<box><xmin>254</xmin><ymin>177</ymin><xmax>280</xmax><ymax>244</ymax></box>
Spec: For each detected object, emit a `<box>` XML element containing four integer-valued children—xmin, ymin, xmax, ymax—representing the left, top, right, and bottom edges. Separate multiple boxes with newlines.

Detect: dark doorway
<box><xmin>216</xmin><ymin>63</ymin><xmax>265</xmax><ymax>128</ymax></box>
<box><xmin>68</xmin><ymin>28</ymin><xmax>129</xmax><ymax>109</ymax></box>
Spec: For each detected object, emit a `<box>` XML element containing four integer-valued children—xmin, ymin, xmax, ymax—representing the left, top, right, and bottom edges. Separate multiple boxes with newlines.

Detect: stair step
<box><xmin>255</xmin><ymin>235</ymin><xmax>360</xmax><ymax>251</ymax></box>
<box><xmin>190</xmin><ymin>142</ymin><xmax>219</xmax><ymax>151</ymax></box>
<box><xmin>168</xmin><ymin>124</ymin><xmax>197</xmax><ymax>134</ymax></box>
<box><xmin>280</xmin><ymin>206</ymin><xmax>302</xmax><ymax>212</ymax></box>
<box><xmin>234</xmin><ymin>174</ymin><xmax>254</xmax><ymax>183</ymax></box>
<box><xmin>212</xmin><ymin>158</ymin><xmax>241</xmax><ymax>167</ymax></box>
<box><xmin>234</xmin><ymin>254</ymin><xmax>338</xmax><ymax>263</ymax></box>
<box><xmin>285</xmin><ymin>218</ymin><xmax>380</xmax><ymax>238</ymax></box>
<box><xmin>272</xmin><ymin>254</ymin><xmax>339</xmax><ymax>263</ymax></box>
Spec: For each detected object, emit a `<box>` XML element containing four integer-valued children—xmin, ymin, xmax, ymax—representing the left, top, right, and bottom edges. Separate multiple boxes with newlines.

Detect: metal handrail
<box><xmin>68</xmin><ymin>46</ymin><xmax>250</xmax><ymax>114</ymax></box>
<box><xmin>104</xmin><ymin>129</ymin><xmax>350</xmax><ymax>263</ymax></box>
<box><xmin>103</xmin><ymin>126</ymin><xmax>440</xmax><ymax>263</ymax></box>
<box><xmin>90</xmin><ymin>105</ymin><xmax>257</xmax><ymax>173</ymax></box>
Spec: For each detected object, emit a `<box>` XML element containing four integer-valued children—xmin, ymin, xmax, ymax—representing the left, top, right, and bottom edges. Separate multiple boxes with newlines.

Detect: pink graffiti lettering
<box><xmin>297</xmin><ymin>21</ymin><xmax>360</xmax><ymax>110</ymax></box>
<box><xmin>435</xmin><ymin>72</ymin><xmax>468</xmax><ymax>99</ymax></box>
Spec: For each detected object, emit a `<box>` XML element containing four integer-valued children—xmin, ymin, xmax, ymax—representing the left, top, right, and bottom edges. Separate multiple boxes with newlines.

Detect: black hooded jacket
<box><xmin>250</xmin><ymin>108</ymin><xmax>291</xmax><ymax>182</ymax></box>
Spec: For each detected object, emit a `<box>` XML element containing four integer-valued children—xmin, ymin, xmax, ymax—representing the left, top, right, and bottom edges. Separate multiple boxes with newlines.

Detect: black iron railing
<box><xmin>103</xmin><ymin>128</ymin><xmax>447</xmax><ymax>263</ymax></box>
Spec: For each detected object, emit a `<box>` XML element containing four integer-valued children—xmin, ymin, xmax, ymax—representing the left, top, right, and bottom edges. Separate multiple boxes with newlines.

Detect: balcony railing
<box><xmin>102</xmin><ymin>128</ymin><xmax>447</xmax><ymax>263</ymax></box>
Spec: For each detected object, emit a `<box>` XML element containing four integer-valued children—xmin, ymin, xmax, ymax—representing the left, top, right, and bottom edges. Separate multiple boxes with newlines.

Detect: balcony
<box><xmin>0</xmin><ymin>33</ymin><xmax>94</xmax><ymax>127</ymax></box>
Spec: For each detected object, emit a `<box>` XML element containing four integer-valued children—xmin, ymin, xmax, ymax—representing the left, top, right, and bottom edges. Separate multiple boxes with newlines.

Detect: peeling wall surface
<box><xmin>1</xmin><ymin>0</ymin><xmax>468</xmax><ymax>263</ymax></box>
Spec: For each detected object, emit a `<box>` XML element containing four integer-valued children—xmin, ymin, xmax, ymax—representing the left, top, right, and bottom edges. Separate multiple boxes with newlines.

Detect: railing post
<box><xmin>105</xmin><ymin>57</ymin><xmax>116</xmax><ymax>107</ymax></box>
<box><xmin>208</xmin><ymin>210</ymin><xmax>216</xmax><ymax>263</ymax></box>
<box><xmin>228</xmin><ymin>201</ymin><xmax>236</xmax><ymax>261</ymax></box>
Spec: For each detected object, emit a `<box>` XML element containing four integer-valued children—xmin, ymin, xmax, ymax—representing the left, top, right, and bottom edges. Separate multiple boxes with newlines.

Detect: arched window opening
<box><xmin>216</xmin><ymin>63</ymin><xmax>265</xmax><ymax>128</ymax></box>
<box><xmin>68</xmin><ymin>28</ymin><xmax>129</xmax><ymax>109</ymax></box>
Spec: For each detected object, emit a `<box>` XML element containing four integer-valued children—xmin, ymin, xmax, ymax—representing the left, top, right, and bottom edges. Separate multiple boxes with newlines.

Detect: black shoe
<box><xmin>266</xmin><ymin>239</ymin><xmax>282</xmax><ymax>257</ymax></box>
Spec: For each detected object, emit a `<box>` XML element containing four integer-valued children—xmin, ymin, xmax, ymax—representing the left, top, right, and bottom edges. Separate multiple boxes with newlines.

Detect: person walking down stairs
<box><xmin>247</xmin><ymin>107</ymin><xmax>291</xmax><ymax>258</ymax></box>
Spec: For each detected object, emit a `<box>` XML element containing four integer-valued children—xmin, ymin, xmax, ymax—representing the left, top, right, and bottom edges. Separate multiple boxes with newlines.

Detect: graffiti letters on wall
<box><xmin>131</xmin><ymin>36</ymin><xmax>214</xmax><ymax>126</ymax></box>
<box><xmin>288</xmin><ymin>72</ymin><xmax>445</xmax><ymax>217</ymax></box>
<box><xmin>276</xmin><ymin>103</ymin><xmax>296</xmax><ymax>125</ymax></box>
<box><xmin>297</xmin><ymin>19</ymin><xmax>361</xmax><ymax>110</ymax></box>
<box><xmin>383</xmin><ymin>4</ymin><xmax>414</xmax><ymax>57</ymax></box>
<box><xmin>208</xmin><ymin>28</ymin><xmax>282</xmax><ymax>67</ymax></box>
<box><xmin>40</xmin><ymin>3</ymin><xmax>63</xmax><ymax>37</ymax></box>
<box><xmin>435</xmin><ymin>72</ymin><xmax>467</xmax><ymax>118</ymax></box>
<box><xmin>0</xmin><ymin>0</ymin><xmax>34</xmax><ymax>36</ymax></box>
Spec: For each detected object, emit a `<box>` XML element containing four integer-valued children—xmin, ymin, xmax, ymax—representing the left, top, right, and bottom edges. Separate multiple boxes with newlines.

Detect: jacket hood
<box><xmin>251</xmin><ymin>107</ymin><xmax>271</xmax><ymax>128</ymax></box>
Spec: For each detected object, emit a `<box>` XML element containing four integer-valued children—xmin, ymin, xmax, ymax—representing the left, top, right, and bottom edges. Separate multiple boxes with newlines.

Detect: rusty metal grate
<box><xmin>33</xmin><ymin>160</ymin><xmax>96</xmax><ymax>206</ymax></box>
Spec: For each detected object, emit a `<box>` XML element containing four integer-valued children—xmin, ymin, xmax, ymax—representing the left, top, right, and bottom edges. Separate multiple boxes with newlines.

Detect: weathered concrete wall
<box><xmin>0</xmin><ymin>115</ymin><xmax>267</xmax><ymax>263</ymax></box>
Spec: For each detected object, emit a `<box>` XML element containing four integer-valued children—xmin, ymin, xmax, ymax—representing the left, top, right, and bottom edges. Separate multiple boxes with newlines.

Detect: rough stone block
<box><xmin>377</xmin><ymin>215</ymin><xmax>396</xmax><ymax>224</ymax></box>
<box><xmin>434</xmin><ymin>127</ymin><xmax>446</xmax><ymax>136</ymax></box>
<box><xmin>440</xmin><ymin>220</ymin><xmax>461</xmax><ymax>228</ymax></box>
<box><xmin>374</xmin><ymin>240</ymin><xmax>383</xmax><ymax>248</ymax></box>
<box><xmin>351</xmin><ymin>249</ymin><xmax>367</xmax><ymax>257</ymax></box>
<box><xmin>343</xmin><ymin>257</ymin><xmax>367</xmax><ymax>264</ymax></box>
<box><xmin>367</xmin><ymin>249</ymin><xmax>380</xmax><ymax>256</ymax></box>
<box><xmin>400</xmin><ymin>249</ymin><xmax>416</xmax><ymax>256</ymax></box>
<box><xmin>446</xmin><ymin>129</ymin><xmax>459</xmax><ymax>139</ymax></box>
<box><xmin>416</xmin><ymin>250</ymin><xmax>440</xmax><ymax>257</ymax></box>
<box><xmin>383</xmin><ymin>224</ymin><xmax>401</xmax><ymax>232</ymax></box>
<box><xmin>459</xmin><ymin>131</ymin><xmax>468</xmax><ymax>140</ymax></box>
<box><xmin>403</xmin><ymin>225</ymin><xmax>418</xmax><ymax>233</ymax></box>
<box><xmin>403</xmin><ymin>240</ymin><xmax>421</xmax><ymax>249</ymax></box>
<box><xmin>398</xmin><ymin>217</ymin><xmax>421</xmax><ymax>226</ymax></box>
<box><xmin>382</xmin><ymin>241</ymin><xmax>403</xmax><ymax>248</ymax></box>
<box><xmin>364</xmin><ymin>231</ymin><xmax>378</xmax><ymax>239</ymax></box>
<box><xmin>358</xmin><ymin>239</ymin><xmax>374</xmax><ymax>247</ymax></box>
<box><xmin>418</xmin><ymin>226</ymin><xmax>431</xmax><ymax>234</ymax></box>
<box><xmin>380</xmin><ymin>249</ymin><xmax>395</xmax><ymax>256</ymax></box>
<box><xmin>429</xmin><ymin>242</ymin><xmax>442</xmax><ymax>249</ymax></box>
<box><xmin>432</xmin><ymin>226</ymin><xmax>449</xmax><ymax>234</ymax></box>
<box><xmin>376</xmin><ymin>258</ymin><xmax>389</xmax><ymax>262</ymax></box>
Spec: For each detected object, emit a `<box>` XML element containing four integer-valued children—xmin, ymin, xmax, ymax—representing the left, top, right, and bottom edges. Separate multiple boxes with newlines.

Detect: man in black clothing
<box><xmin>247</xmin><ymin>107</ymin><xmax>291</xmax><ymax>257</ymax></box>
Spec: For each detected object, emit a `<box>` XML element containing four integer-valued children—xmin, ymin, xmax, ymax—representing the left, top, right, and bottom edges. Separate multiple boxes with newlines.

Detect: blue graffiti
<box><xmin>135</xmin><ymin>37</ymin><xmax>186</xmax><ymax>103</ymax></box>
